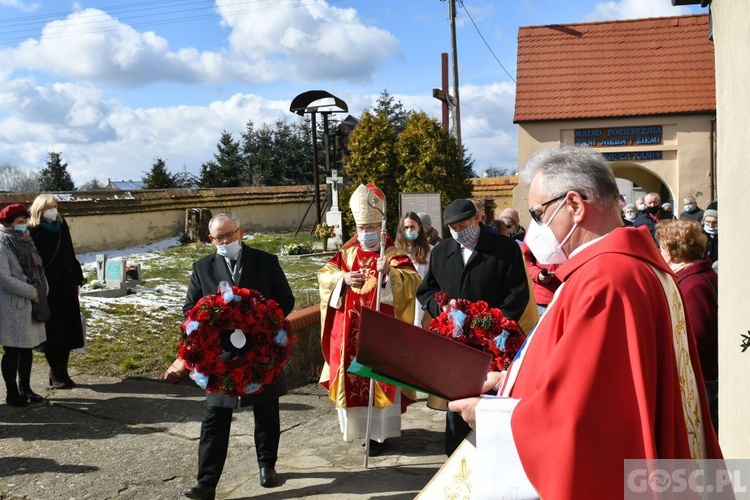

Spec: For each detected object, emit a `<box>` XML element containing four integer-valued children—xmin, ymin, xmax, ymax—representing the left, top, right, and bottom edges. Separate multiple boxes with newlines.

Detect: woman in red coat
<box><xmin>656</xmin><ymin>219</ymin><xmax>718</xmax><ymax>431</ymax></box>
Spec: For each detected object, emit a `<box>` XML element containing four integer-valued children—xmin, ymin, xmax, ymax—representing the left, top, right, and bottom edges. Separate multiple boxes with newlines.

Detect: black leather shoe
<box><xmin>368</xmin><ymin>439</ymin><xmax>387</xmax><ymax>457</ymax></box>
<box><xmin>18</xmin><ymin>383</ymin><xmax>44</xmax><ymax>404</ymax></box>
<box><xmin>5</xmin><ymin>393</ymin><xmax>28</xmax><ymax>408</ymax></box>
<box><xmin>184</xmin><ymin>483</ymin><xmax>215</xmax><ymax>500</ymax></box>
<box><xmin>259</xmin><ymin>467</ymin><xmax>279</xmax><ymax>488</ymax></box>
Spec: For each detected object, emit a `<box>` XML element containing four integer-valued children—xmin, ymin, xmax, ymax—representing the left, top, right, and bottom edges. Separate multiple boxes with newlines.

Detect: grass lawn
<box><xmin>69</xmin><ymin>232</ymin><xmax>328</xmax><ymax>380</ymax></box>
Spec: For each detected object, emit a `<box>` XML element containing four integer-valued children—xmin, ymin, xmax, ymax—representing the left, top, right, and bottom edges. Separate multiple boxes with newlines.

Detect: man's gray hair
<box><xmin>521</xmin><ymin>145</ymin><xmax>620</xmax><ymax>211</ymax></box>
<box><xmin>208</xmin><ymin>212</ymin><xmax>241</xmax><ymax>231</ymax></box>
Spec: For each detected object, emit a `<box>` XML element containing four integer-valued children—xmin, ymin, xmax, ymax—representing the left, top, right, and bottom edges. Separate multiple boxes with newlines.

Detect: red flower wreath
<box><xmin>178</xmin><ymin>282</ymin><xmax>293</xmax><ymax>398</ymax></box>
<box><xmin>428</xmin><ymin>291</ymin><xmax>525</xmax><ymax>371</ymax></box>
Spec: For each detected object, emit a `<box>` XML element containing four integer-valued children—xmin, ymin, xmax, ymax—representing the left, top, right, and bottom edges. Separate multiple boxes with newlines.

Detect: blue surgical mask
<box><xmin>704</xmin><ymin>225</ymin><xmax>717</xmax><ymax>235</ymax></box>
<box><xmin>637</xmin><ymin>204</ymin><xmax>646</xmax><ymax>211</ymax></box>
<box><xmin>216</xmin><ymin>240</ymin><xmax>242</xmax><ymax>259</ymax></box>
<box><xmin>358</xmin><ymin>231</ymin><xmax>380</xmax><ymax>249</ymax></box>
<box><xmin>14</xmin><ymin>224</ymin><xmax>27</xmax><ymax>233</ymax></box>
<box><xmin>684</xmin><ymin>204</ymin><xmax>695</xmax><ymax>213</ymax></box>
<box><xmin>404</xmin><ymin>229</ymin><xmax>419</xmax><ymax>241</ymax></box>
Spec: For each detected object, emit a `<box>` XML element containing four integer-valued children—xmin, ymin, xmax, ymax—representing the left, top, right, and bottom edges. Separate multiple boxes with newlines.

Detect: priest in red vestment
<box><xmin>448</xmin><ymin>146</ymin><xmax>723</xmax><ymax>499</ymax></box>
<box><xmin>318</xmin><ymin>184</ymin><xmax>420</xmax><ymax>456</ymax></box>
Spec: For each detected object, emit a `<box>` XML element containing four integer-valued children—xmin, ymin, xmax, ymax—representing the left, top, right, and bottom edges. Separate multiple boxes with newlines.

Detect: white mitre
<box><xmin>350</xmin><ymin>184</ymin><xmax>385</xmax><ymax>224</ymax></box>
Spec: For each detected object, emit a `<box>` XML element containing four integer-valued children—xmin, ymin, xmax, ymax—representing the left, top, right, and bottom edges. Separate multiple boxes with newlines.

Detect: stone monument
<box><xmin>325</xmin><ymin>169</ymin><xmax>344</xmax><ymax>249</ymax></box>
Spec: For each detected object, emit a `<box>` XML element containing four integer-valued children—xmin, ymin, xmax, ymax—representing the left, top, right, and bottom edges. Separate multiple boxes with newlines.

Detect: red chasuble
<box><xmin>319</xmin><ymin>236</ymin><xmax>419</xmax><ymax>411</ymax></box>
<box><xmin>508</xmin><ymin>226</ymin><xmax>723</xmax><ymax>498</ymax></box>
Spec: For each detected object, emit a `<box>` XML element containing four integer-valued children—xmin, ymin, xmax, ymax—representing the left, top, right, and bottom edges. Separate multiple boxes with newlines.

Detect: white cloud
<box><xmin>0</xmin><ymin>79</ymin><xmax>303</xmax><ymax>183</ymax></box>
<box><xmin>0</xmin><ymin>1</ymin><xmax>399</xmax><ymax>88</ymax></box>
<box><xmin>584</xmin><ymin>0</ymin><xmax>695</xmax><ymax>22</ymax></box>
<box><xmin>0</xmin><ymin>75</ymin><xmax>515</xmax><ymax>185</ymax></box>
<box><xmin>217</xmin><ymin>0</ymin><xmax>399</xmax><ymax>83</ymax></box>
<box><xmin>459</xmin><ymin>82</ymin><xmax>517</xmax><ymax>173</ymax></box>
<box><xmin>0</xmin><ymin>78</ymin><xmax>116</xmax><ymax>143</ymax></box>
<box><xmin>0</xmin><ymin>0</ymin><xmax>40</xmax><ymax>12</ymax></box>
<box><xmin>1</xmin><ymin>8</ymin><xmax>240</xmax><ymax>87</ymax></box>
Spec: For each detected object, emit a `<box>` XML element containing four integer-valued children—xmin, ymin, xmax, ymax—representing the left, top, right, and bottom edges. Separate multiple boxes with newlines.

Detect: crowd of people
<box><xmin>1</xmin><ymin>195</ymin><xmax>84</xmax><ymax>408</ymax></box>
<box><xmin>1</xmin><ymin>144</ymin><xmax>723</xmax><ymax>499</ymax></box>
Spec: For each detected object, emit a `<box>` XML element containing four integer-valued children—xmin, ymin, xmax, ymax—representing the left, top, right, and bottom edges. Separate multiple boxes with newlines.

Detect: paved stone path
<box><xmin>0</xmin><ymin>366</ymin><xmax>446</xmax><ymax>499</ymax></box>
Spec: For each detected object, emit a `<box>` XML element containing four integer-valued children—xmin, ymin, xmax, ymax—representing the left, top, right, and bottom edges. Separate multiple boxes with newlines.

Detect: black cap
<box><xmin>444</xmin><ymin>199</ymin><xmax>477</xmax><ymax>225</ymax></box>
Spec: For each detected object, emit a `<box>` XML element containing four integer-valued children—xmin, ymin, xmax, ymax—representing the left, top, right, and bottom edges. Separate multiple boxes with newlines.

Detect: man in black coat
<box><xmin>417</xmin><ymin>199</ymin><xmax>530</xmax><ymax>457</ymax></box>
<box><xmin>633</xmin><ymin>192</ymin><xmax>674</xmax><ymax>243</ymax></box>
<box><xmin>183</xmin><ymin>213</ymin><xmax>295</xmax><ymax>500</ymax></box>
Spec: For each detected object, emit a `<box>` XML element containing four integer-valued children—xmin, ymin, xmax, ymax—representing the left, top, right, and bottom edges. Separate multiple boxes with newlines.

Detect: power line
<box><xmin>0</xmin><ymin>0</ymin><xmax>344</xmax><ymax>47</ymax></box>
<box><xmin>458</xmin><ymin>0</ymin><xmax>516</xmax><ymax>83</ymax></box>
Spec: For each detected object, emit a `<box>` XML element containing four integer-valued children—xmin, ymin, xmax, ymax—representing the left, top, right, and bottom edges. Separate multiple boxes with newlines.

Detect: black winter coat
<box><xmin>417</xmin><ymin>226</ymin><xmax>529</xmax><ymax>321</ymax></box>
<box><xmin>30</xmin><ymin>219</ymin><xmax>84</xmax><ymax>351</ymax></box>
<box><xmin>184</xmin><ymin>243</ymin><xmax>295</xmax><ymax>408</ymax></box>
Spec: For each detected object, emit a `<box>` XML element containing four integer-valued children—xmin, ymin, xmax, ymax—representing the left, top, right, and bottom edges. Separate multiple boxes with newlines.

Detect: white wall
<box><xmin>712</xmin><ymin>0</ymin><xmax>750</xmax><ymax>457</ymax></box>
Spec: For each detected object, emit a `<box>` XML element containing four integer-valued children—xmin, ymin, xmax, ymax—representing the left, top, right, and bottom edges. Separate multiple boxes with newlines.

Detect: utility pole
<box><xmin>448</xmin><ymin>0</ymin><xmax>462</xmax><ymax>154</ymax></box>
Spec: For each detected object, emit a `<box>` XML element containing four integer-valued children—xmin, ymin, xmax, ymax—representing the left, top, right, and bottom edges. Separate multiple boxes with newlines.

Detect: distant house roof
<box><xmin>105</xmin><ymin>179</ymin><xmax>145</xmax><ymax>190</ymax></box>
<box><xmin>514</xmin><ymin>14</ymin><xmax>715</xmax><ymax>123</ymax></box>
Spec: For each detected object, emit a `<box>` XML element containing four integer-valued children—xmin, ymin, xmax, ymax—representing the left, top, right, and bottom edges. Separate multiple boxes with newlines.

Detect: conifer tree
<box><xmin>199</xmin><ymin>131</ymin><xmax>243</xmax><ymax>187</ymax></box>
<box><xmin>142</xmin><ymin>157</ymin><xmax>176</xmax><ymax>189</ymax></box>
<box><xmin>39</xmin><ymin>152</ymin><xmax>75</xmax><ymax>191</ymax></box>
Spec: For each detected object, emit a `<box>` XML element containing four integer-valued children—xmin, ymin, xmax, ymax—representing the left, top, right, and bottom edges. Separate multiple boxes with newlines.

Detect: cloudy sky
<box><xmin>0</xmin><ymin>0</ymin><xmax>703</xmax><ymax>186</ymax></box>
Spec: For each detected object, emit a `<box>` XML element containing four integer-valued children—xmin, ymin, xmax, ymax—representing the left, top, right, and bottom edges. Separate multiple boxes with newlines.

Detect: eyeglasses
<box><xmin>210</xmin><ymin>228</ymin><xmax>240</xmax><ymax>243</ymax></box>
<box><xmin>529</xmin><ymin>194</ymin><xmax>566</xmax><ymax>224</ymax></box>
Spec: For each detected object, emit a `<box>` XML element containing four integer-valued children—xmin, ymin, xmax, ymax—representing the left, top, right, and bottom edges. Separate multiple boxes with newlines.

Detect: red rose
<box><xmin>178</xmin><ymin>284</ymin><xmax>294</xmax><ymax>398</ymax></box>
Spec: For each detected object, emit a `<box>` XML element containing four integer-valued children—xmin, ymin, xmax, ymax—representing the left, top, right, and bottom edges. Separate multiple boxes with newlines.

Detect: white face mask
<box><xmin>449</xmin><ymin>222</ymin><xmax>479</xmax><ymax>248</ymax></box>
<box><xmin>43</xmin><ymin>208</ymin><xmax>58</xmax><ymax>221</ymax></box>
<box><xmin>525</xmin><ymin>200</ymin><xmax>576</xmax><ymax>265</ymax></box>
<box><xmin>216</xmin><ymin>240</ymin><xmax>242</xmax><ymax>260</ymax></box>
<box><xmin>624</xmin><ymin>212</ymin><xmax>636</xmax><ymax>222</ymax></box>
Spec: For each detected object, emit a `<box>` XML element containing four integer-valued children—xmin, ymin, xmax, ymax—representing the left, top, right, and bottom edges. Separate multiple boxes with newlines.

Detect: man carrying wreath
<box><xmin>183</xmin><ymin>213</ymin><xmax>295</xmax><ymax>500</ymax></box>
<box><xmin>417</xmin><ymin>197</ymin><xmax>530</xmax><ymax>457</ymax></box>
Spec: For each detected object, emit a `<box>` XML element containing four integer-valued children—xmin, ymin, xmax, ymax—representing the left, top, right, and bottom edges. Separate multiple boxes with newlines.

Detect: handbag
<box><xmin>32</xmin><ymin>297</ymin><xmax>51</xmax><ymax>322</ymax></box>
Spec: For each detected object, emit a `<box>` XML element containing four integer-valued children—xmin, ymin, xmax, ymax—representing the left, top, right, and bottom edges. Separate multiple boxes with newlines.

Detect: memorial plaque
<box><xmin>399</xmin><ymin>193</ymin><xmax>442</xmax><ymax>230</ymax></box>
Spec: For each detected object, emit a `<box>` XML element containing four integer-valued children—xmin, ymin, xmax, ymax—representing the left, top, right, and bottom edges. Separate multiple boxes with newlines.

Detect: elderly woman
<box><xmin>655</xmin><ymin>219</ymin><xmax>718</xmax><ymax>431</ymax></box>
<box><xmin>29</xmin><ymin>194</ymin><xmax>85</xmax><ymax>389</ymax></box>
<box><xmin>0</xmin><ymin>204</ymin><xmax>48</xmax><ymax>407</ymax></box>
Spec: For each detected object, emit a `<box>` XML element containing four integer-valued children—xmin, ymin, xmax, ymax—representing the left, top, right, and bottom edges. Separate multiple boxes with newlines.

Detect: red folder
<box><xmin>356</xmin><ymin>307</ymin><xmax>492</xmax><ymax>401</ymax></box>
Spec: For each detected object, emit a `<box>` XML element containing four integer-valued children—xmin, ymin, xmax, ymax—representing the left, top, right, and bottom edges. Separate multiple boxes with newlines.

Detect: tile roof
<box><xmin>514</xmin><ymin>14</ymin><xmax>715</xmax><ymax>122</ymax></box>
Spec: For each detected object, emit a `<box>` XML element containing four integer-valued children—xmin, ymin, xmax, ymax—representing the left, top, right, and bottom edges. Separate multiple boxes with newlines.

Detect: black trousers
<box><xmin>197</xmin><ymin>398</ymin><xmax>280</xmax><ymax>487</ymax></box>
<box><xmin>445</xmin><ymin>408</ymin><xmax>472</xmax><ymax>457</ymax></box>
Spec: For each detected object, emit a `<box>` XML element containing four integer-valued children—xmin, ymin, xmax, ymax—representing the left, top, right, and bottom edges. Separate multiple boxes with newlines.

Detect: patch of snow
<box><xmin>78</xmin><ymin>236</ymin><xmax>182</xmax><ymax>264</ymax></box>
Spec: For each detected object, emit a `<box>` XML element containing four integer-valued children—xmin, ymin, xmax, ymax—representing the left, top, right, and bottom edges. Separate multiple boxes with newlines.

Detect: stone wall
<box><xmin>0</xmin><ymin>185</ymin><xmax>324</xmax><ymax>253</ymax></box>
<box><xmin>0</xmin><ymin>178</ymin><xmax>515</xmax><ymax>253</ymax></box>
